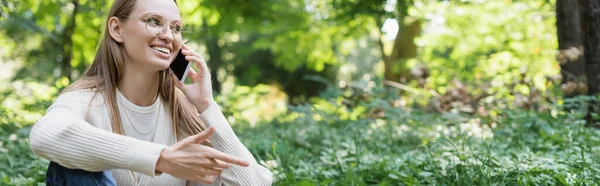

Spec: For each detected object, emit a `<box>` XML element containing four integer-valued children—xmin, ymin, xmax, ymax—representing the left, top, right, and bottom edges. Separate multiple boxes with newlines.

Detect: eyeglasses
<box><xmin>131</xmin><ymin>14</ymin><xmax>191</xmax><ymax>43</ymax></box>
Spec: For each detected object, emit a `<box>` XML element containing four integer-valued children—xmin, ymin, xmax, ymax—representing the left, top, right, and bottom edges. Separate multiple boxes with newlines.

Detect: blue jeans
<box><xmin>46</xmin><ymin>161</ymin><xmax>117</xmax><ymax>186</ymax></box>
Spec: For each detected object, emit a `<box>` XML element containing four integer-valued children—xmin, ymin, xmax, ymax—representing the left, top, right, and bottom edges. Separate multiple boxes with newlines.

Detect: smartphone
<box><xmin>170</xmin><ymin>49</ymin><xmax>192</xmax><ymax>82</ymax></box>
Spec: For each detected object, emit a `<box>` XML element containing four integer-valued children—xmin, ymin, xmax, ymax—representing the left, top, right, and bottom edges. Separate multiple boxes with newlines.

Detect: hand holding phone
<box><xmin>170</xmin><ymin>44</ymin><xmax>215</xmax><ymax>113</ymax></box>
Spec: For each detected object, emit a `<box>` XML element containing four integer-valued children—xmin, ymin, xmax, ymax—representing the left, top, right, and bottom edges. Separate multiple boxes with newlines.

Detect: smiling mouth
<box><xmin>151</xmin><ymin>46</ymin><xmax>171</xmax><ymax>55</ymax></box>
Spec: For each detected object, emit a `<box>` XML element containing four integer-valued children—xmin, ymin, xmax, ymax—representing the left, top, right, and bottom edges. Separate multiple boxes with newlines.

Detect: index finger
<box><xmin>182</xmin><ymin>43</ymin><xmax>190</xmax><ymax>50</ymax></box>
<box><xmin>204</xmin><ymin>148</ymin><xmax>250</xmax><ymax>167</ymax></box>
<box><xmin>171</xmin><ymin>73</ymin><xmax>184</xmax><ymax>88</ymax></box>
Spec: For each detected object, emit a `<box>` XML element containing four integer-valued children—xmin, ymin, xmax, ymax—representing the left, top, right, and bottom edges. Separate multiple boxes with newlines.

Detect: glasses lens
<box><xmin>145</xmin><ymin>14</ymin><xmax>191</xmax><ymax>44</ymax></box>
<box><xmin>176</xmin><ymin>25</ymin><xmax>194</xmax><ymax>44</ymax></box>
<box><xmin>145</xmin><ymin>14</ymin><xmax>167</xmax><ymax>37</ymax></box>
<box><xmin>171</xmin><ymin>24</ymin><xmax>183</xmax><ymax>43</ymax></box>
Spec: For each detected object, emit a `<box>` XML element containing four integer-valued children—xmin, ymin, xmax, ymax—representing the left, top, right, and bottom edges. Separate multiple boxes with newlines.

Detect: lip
<box><xmin>149</xmin><ymin>46</ymin><xmax>172</xmax><ymax>60</ymax></box>
<box><xmin>150</xmin><ymin>43</ymin><xmax>173</xmax><ymax>52</ymax></box>
<box><xmin>149</xmin><ymin>43</ymin><xmax>174</xmax><ymax>60</ymax></box>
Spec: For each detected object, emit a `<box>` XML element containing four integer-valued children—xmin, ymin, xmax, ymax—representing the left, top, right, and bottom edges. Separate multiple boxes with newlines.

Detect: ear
<box><xmin>108</xmin><ymin>17</ymin><xmax>124</xmax><ymax>43</ymax></box>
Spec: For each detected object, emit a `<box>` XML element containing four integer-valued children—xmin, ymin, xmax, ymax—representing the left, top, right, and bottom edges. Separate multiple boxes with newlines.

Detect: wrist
<box><xmin>155</xmin><ymin>148</ymin><xmax>170</xmax><ymax>173</ymax></box>
<box><xmin>193</xmin><ymin>100</ymin><xmax>213</xmax><ymax>114</ymax></box>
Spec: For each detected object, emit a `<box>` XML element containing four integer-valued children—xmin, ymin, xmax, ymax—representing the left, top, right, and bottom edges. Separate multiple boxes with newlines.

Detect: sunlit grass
<box><xmin>1</xmin><ymin>81</ymin><xmax>600</xmax><ymax>185</ymax></box>
<box><xmin>235</xmin><ymin>90</ymin><xmax>600</xmax><ymax>185</ymax></box>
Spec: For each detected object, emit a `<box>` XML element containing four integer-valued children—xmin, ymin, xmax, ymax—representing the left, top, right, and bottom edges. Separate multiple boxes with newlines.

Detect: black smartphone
<box><xmin>170</xmin><ymin>49</ymin><xmax>192</xmax><ymax>82</ymax></box>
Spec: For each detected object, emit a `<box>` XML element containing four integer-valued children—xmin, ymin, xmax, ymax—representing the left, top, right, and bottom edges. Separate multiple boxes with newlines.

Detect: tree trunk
<box><xmin>206</xmin><ymin>36</ymin><xmax>222</xmax><ymax>93</ymax></box>
<box><xmin>557</xmin><ymin>0</ymin><xmax>587</xmax><ymax>96</ymax></box>
<box><xmin>202</xmin><ymin>21</ymin><xmax>222</xmax><ymax>94</ymax></box>
<box><xmin>580</xmin><ymin>0</ymin><xmax>600</xmax><ymax>94</ymax></box>
<box><xmin>61</xmin><ymin>0</ymin><xmax>79</xmax><ymax>81</ymax></box>
<box><xmin>201</xmin><ymin>20</ymin><xmax>223</xmax><ymax>93</ymax></box>
<box><xmin>377</xmin><ymin>18</ymin><xmax>421</xmax><ymax>83</ymax></box>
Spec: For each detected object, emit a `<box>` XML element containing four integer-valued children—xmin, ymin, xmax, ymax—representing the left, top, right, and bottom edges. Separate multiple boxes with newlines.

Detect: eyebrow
<box><xmin>140</xmin><ymin>12</ymin><xmax>182</xmax><ymax>24</ymax></box>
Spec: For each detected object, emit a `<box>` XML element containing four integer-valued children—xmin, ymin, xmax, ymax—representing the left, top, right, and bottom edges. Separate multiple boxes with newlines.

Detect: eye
<box><xmin>172</xmin><ymin>24</ymin><xmax>182</xmax><ymax>33</ymax></box>
<box><xmin>146</xmin><ymin>17</ymin><xmax>163</xmax><ymax>26</ymax></box>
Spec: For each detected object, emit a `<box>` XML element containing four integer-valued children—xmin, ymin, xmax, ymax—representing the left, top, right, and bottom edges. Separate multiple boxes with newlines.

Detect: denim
<box><xmin>46</xmin><ymin>161</ymin><xmax>117</xmax><ymax>186</ymax></box>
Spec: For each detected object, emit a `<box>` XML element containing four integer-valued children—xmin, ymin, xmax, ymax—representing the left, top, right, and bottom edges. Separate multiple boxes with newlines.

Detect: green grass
<box><xmin>233</xmin><ymin>90</ymin><xmax>600</xmax><ymax>186</ymax></box>
<box><xmin>237</xmin><ymin>109</ymin><xmax>600</xmax><ymax>185</ymax></box>
<box><xmin>1</xmin><ymin>84</ymin><xmax>600</xmax><ymax>186</ymax></box>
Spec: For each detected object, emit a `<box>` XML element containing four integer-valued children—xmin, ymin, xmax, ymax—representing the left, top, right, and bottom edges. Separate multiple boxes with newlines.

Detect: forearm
<box><xmin>30</xmin><ymin>106</ymin><xmax>166</xmax><ymax>176</ymax></box>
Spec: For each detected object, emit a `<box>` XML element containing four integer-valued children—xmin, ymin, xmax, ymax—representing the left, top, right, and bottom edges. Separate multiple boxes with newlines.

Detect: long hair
<box><xmin>63</xmin><ymin>0</ymin><xmax>208</xmax><ymax>143</ymax></box>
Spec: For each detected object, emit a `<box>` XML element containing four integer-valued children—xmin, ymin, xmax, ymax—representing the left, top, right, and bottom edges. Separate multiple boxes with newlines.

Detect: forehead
<box><xmin>131</xmin><ymin>0</ymin><xmax>180</xmax><ymax>21</ymax></box>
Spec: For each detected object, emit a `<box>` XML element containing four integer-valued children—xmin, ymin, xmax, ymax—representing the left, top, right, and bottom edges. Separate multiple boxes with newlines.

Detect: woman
<box><xmin>28</xmin><ymin>0</ymin><xmax>273</xmax><ymax>185</ymax></box>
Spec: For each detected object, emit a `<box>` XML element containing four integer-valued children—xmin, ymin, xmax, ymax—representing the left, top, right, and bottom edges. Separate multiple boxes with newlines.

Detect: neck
<box><xmin>117</xmin><ymin>62</ymin><xmax>161</xmax><ymax>107</ymax></box>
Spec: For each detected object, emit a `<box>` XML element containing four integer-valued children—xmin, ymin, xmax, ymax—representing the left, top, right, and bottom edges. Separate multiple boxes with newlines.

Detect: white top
<box><xmin>117</xmin><ymin>89</ymin><xmax>163</xmax><ymax>142</ymax></box>
<box><xmin>29</xmin><ymin>89</ymin><xmax>273</xmax><ymax>186</ymax></box>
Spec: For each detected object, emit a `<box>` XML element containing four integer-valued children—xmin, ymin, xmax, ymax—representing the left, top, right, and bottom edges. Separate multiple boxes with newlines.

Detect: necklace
<box><xmin>117</xmin><ymin>94</ymin><xmax>163</xmax><ymax>185</ymax></box>
<box><xmin>127</xmin><ymin>115</ymin><xmax>164</xmax><ymax>186</ymax></box>
<box><xmin>124</xmin><ymin>101</ymin><xmax>162</xmax><ymax>186</ymax></box>
<box><xmin>119</xmin><ymin>97</ymin><xmax>161</xmax><ymax>135</ymax></box>
<box><xmin>127</xmin><ymin>115</ymin><xmax>161</xmax><ymax>186</ymax></box>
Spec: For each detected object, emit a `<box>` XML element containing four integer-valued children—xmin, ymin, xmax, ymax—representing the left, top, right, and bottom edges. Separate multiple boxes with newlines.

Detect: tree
<box><xmin>556</xmin><ymin>0</ymin><xmax>587</xmax><ymax>96</ymax></box>
<box><xmin>60</xmin><ymin>0</ymin><xmax>79</xmax><ymax>81</ymax></box>
<box><xmin>182</xmin><ymin>0</ymin><xmax>341</xmax><ymax>99</ymax></box>
<box><xmin>1</xmin><ymin>0</ymin><xmax>107</xmax><ymax>84</ymax></box>
<box><xmin>331</xmin><ymin>0</ymin><xmax>420</xmax><ymax>83</ymax></box>
<box><xmin>580</xmin><ymin>0</ymin><xmax>600</xmax><ymax>94</ymax></box>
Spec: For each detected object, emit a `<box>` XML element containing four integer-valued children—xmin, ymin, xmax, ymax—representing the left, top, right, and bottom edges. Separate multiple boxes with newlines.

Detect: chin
<box><xmin>157</xmin><ymin>60</ymin><xmax>173</xmax><ymax>70</ymax></box>
<box><xmin>146</xmin><ymin>47</ymin><xmax>176</xmax><ymax>70</ymax></box>
<box><xmin>147</xmin><ymin>59</ymin><xmax>173</xmax><ymax>71</ymax></box>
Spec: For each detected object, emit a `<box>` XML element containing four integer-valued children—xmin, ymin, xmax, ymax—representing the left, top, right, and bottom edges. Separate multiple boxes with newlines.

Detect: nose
<box><xmin>158</xmin><ymin>27</ymin><xmax>175</xmax><ymax>43</ymax></box>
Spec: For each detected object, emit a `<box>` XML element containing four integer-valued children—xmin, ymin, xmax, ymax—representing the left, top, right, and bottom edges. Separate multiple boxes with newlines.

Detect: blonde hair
<box><xmin>63</xmin><ymin>0</ymin><xmax>208</xmax><ymax>142</ymax></box>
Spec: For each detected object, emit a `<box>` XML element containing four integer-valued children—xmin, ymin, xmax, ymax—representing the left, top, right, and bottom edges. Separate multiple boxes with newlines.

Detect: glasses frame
<box><xmin>124</xmin><ymin>13</ymin><xmax>188</xmax><ymax>44</ymax></box>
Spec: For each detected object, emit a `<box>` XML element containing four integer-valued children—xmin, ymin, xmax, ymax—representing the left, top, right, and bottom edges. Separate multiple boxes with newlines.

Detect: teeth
<box><xmin>152</xmin><ymin>46</ymin><xmax>171</xmax><ymax>54</ymax></box>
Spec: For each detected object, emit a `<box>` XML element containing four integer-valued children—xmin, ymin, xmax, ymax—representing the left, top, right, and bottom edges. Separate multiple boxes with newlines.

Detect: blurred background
<box><xmin>2</xmin><ymin>0</ymin><xmax>600</xmax><ymax>185</ymax></box>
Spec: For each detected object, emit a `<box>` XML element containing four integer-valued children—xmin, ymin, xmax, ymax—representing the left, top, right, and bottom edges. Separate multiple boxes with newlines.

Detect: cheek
<box><xmin>122</xmin><ymin>35</ymin><xmax>151</xmax><ymax>59</ymax></box>
<box><xmin>174</xmin><ymin>44</ymin><xmax>182</xmax><ymax>54</ymax></box>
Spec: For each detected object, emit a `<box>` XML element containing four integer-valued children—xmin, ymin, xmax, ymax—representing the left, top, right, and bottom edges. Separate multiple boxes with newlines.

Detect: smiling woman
<box><xmin>27</xmin><ymin>0</ymin><xmax>273</xmax><ymax>185</ymax></box>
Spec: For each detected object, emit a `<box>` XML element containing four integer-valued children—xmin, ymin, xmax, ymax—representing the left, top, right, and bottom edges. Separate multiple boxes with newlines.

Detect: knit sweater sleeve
<box><xmin>29</xmin><ymin>90</ymin><xmax>166</xmax><ymax>177</ymax></box>
<box><xmin>190</xmin><ymin>102</ymin><xmax>273</xmax><ymax>186</ymax></box>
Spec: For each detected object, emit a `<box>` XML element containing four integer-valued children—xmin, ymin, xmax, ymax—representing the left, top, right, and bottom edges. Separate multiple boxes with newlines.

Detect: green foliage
<box><xmin>215</xmin><ymin>84</ymin><xmax>288</xmax><ymax>127</ymax></box>
<box><xmin>412</xmin><ymin>0</ymin><xmax>559</xmax><ymax>101</ymax></box>
<box><xmin>236</xmin><ymin>81</ymin><xmax>600</xmax><ymax>185</ymax></box>
<box><xmin>0</xmin><ymin>129</ymin><xmax>48</xmax><ymax>186</ymax></box>
<box><xmin>2</xmin><ymin>0</ymin><xmax>599</xmax><ymax>185</ymax></box>
<box><xmin>1</xmin><ymin>0</ymin><xmax>108</xmax><ymax>83</ymax></box>
<box><xmin>0</xmin><ymin>80</ymin><xmax>58</xmax><ymax>186</ymax></box>
<box><xmin>4</xmin><ymin>78</ymin><xmax>600</xmax><ymax>185</ymax></box>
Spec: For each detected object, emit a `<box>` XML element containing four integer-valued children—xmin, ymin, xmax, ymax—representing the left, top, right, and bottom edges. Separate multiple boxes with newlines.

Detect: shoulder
<box><xmin>54</xmin><ymin>88</ymin><xmax>106</xmax><ymax>108</ymax></box>
<box><xmin>44</xmin><ymin>89</ymin><xmax>108</xmax><ymax>121</ymax></box>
